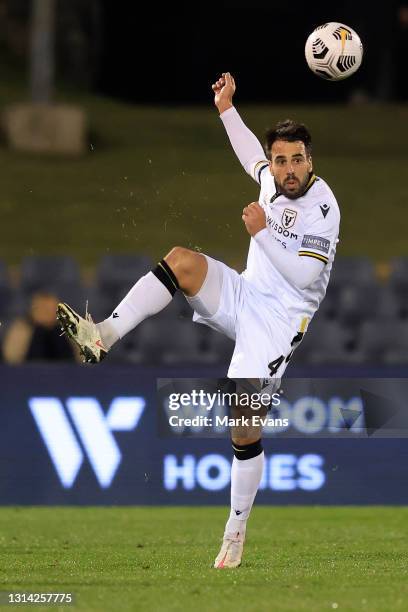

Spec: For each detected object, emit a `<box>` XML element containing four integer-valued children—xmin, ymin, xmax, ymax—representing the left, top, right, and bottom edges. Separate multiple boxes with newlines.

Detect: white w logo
<box><xmin>29</xmin><ymin>397</ymin><xmax>145</xmax><ymax>488</ymax></box>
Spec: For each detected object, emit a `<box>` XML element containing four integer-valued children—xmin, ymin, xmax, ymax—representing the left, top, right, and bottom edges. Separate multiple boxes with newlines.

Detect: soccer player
<box><xmin>57</xmin><ymin>71</ymin><xmax>340</xmax><ymax>568</ymax></box>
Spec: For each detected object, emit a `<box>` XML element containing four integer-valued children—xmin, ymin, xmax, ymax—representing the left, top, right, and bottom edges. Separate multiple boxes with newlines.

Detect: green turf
<box><xmin>0</xmin><ymin>507</ymin><xmax>407</xmax><ymax>611</ymax></box>
<box><xmin>0</xmin><ymin>71</ymin><xmax>407</xmax><ymax>265</ymax></box>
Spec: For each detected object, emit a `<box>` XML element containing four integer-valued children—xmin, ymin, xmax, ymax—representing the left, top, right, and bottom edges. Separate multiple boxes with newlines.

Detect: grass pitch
<box><xmin>0</xmin><ymin>507</ymin><xmax>408</xmax><ymax>611</ymax></box>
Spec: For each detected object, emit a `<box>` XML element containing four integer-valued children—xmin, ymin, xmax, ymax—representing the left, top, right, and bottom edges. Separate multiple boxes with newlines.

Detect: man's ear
<box><xmin>308</xmin><ymin>155</ymin><xmax>313</xmax><ymax>173</ymax></box>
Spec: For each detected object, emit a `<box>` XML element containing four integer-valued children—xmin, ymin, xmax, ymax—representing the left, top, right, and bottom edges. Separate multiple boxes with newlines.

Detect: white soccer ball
<box><xmin>305</xmin><ymin>22</ymin><xmax>363</xmax><ymax>81</ymax></box>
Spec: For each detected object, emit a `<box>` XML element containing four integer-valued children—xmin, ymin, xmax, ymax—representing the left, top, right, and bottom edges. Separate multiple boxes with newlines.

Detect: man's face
<box><xmin>269</xmin><ymin>140</ymin><xmax>313</xmax><ymax>199</ymax></box>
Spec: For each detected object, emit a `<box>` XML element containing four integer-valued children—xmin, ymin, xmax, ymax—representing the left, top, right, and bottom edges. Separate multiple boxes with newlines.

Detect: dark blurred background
<box><xmin>0</xmin><ymin>0</ymin><xmax>408</xmax><ymax>368</ymax></box>
<box><xmin>2</xmin><ymin>0</ymin><xmax>408</xmax><ymax>103</ymax></box>
<box><xmin>99</xmin><ymin>0</ymin><xmax>408</xmax><ymax>104</ymax></box>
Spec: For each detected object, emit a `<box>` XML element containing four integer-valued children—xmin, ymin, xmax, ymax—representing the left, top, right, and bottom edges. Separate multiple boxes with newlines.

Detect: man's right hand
<box><xmin>212</xmin><ymin>72</ymin><xmax>236</xmax><ymax>115</ymax></box>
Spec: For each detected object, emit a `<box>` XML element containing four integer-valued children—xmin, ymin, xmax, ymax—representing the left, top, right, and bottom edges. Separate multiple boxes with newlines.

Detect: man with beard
<box><xmin>57</xmin><ymin>71</ymin><xmax>340</xmax><ymax>569</ymax></box>
<box><xmin>207</xmin><ymin>72</ymin><xmax>340</xmax><ymax>568</ymax></box>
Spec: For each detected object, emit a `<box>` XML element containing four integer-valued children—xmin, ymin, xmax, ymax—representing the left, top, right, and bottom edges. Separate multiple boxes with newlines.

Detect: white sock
<box><xmin>97</xmin><ymin>271</ymin><xmax>174</xmax><ymax>348</ymax></box>
<box><xmin>225</xmin><ymin>451</ymin><xmax>265</xmax><ymax>539</ymax></box>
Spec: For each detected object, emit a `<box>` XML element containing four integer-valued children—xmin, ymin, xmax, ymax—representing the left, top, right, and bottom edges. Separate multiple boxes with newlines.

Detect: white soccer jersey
<box><xmin>243</xmin><ymin>161</ymin><xmax>340</xmax><ymax>335</ymax></box>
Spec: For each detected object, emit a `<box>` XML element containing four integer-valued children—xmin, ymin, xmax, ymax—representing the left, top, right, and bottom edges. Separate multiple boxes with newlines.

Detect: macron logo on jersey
<box><xmin>320</xmin><ymin>204</ymin><xmax>330</xmax><ymax>218</ymax></box>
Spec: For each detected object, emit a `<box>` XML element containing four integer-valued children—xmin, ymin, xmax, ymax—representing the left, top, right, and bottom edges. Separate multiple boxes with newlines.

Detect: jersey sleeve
<box><xmin>220</xmin><ymin>107</ymin><xmax>269</xmax><ymax>184</ymax></box>
<box><xmin>249</xmin><ymin>160</ymin><xmax>270</xmax><ymax>185</ymax></box>
<box><xmin>298</xmin><ymin>203</ymin><xmax>340</xmax><ymax>265</ymax></box>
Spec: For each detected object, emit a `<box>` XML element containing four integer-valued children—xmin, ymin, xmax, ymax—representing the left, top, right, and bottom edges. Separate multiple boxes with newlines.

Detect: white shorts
<box><xmin>186</xmin><ymin>255</ymin><xmax>300</xmax><ymax>379</ymax></box>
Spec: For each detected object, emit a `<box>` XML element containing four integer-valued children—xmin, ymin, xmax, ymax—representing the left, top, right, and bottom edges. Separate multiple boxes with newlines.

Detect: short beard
<box><xmin>276</xmin><ymin>175</ymin><xmax>311</xmax><ymax>200</ymax></box>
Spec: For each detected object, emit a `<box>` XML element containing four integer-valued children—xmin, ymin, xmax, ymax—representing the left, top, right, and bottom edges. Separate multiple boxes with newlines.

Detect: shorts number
<box><xmin>268</xmin><ymin>331</ymin><xmax>304</xmax><ymax>376</ymax></box>
<box><xmin>268</xmin><ymin>355</ymin><xmax>285</xmax><ymax>376</ymax></box>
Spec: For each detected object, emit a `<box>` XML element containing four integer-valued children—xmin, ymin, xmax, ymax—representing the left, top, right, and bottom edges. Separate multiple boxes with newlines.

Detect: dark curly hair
<box><xmin>265</xmin><ymin>120</ymin><xmax>312</xmax><ymax>159</ymax></box>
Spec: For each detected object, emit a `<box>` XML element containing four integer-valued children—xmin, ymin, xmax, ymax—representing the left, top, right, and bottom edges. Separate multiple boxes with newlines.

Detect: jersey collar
<box><xmin>303</xmin><ymin>172</ymin><xmax>317</xmax><ymax>195</ymax></box>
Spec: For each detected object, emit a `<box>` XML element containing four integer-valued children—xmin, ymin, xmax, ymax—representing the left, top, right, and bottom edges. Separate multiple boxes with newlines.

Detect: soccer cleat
<box><xmin>213</xmin><ymin>532</ymin><xmax>245</xmax><ymax>569</ymax></box>
<box><xmin>56</xmin><ymin>302</ymin><xmax>107</xmax><ymax>364</ymax></box>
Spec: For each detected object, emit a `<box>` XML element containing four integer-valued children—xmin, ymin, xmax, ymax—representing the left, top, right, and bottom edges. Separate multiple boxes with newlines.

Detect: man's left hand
<box><xmin>242</xmin><ymin>202</ymin><xmax>267</xmax><ymax>236</ymax></box>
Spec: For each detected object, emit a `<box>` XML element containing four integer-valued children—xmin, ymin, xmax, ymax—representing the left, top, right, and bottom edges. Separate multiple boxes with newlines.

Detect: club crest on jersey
<box><xmin>282</xmin><ymin>208</ymin><xmax>297</xmax><ymax>229</ymax></box>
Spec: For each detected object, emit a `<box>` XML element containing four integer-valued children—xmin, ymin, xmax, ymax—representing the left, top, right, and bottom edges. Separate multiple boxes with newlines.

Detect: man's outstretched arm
<box><xmin>212</xmin><ymin>72</ymin><xmax>268</xmax><ymax>181</ymax></box>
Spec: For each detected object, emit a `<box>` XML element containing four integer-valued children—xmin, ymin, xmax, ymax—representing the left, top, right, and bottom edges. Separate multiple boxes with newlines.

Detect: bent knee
<box><xmin>166</xmin><ymin>246</ymin><xmax>190</xmax><ymax>260</ymax></box>
<box><xmin>165</xmin><ymin>246</ymin><xmax>203</xmax><ymax>276</ymax></box>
